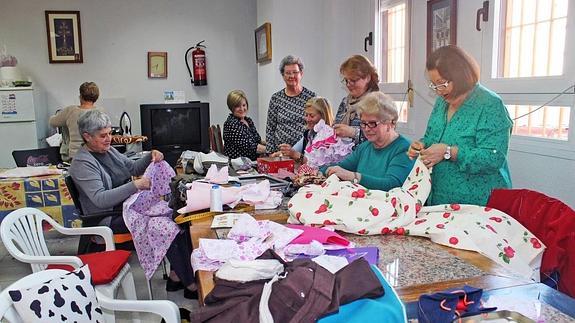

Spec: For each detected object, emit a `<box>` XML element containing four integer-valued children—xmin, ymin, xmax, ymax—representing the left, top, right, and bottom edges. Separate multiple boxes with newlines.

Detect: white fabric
<box><xmin>312</xmin><ymin>255</ymin><xmax>349</xmax><ymax>274</ymax></box>
<box><xmin>205</xmin><ymin>164</ymin><xmax>229</xmax><ymax>184</ymax></box>
<box><xmin>288</xmin><ymin>159</ymin><xmax>545</xmax><ymax>280</ymax></box>
<box><xmin>215</xmin><ymin>259</ymin><xmax>284</xmax><ymax>282</ymax></box>
<box><xmin>259</xmin><ymin>274</ymin><xmax>281</xmax><ymax>323</ymax></box>
<box><xmin>46</xmin><ymin>133</ymin><xmax>62</xmax><ymax>147</ymax></box>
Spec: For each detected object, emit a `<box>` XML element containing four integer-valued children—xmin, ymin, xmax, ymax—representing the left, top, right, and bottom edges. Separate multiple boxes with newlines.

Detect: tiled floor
<box><xmin>0</xmin><ymin>231</ymin><xmax>199</xmax><ymax>322</ymax></box>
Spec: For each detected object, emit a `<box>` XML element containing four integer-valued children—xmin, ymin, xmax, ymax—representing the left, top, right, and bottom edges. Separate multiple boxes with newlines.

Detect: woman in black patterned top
<box><xmin>223</xmin><ymin>90</ymin><xmax>266</xmax><ymax>160</ymax></box>
<box><xmin>265</xmin><ymin>55</ymin><xmax>316</xmax><ymax>153</ymax></box>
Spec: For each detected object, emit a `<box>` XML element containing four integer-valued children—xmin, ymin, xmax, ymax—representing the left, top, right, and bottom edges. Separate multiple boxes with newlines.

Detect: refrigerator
<box><xmin>0</xmin><ymin>87</ymin><xmax>48</xmax><ymax>168</ymax></box>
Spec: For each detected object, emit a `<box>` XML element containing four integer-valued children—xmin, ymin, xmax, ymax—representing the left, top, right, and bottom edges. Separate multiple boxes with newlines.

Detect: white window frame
<box><xmin>480</xmin><ymin>0</ymin><xmax>575</xmax><ymax>159</ymax></box>
<box><xmin>376</xmin><ymin>0</ymin><xmax>413</xmax><ymax>132</ymax></box>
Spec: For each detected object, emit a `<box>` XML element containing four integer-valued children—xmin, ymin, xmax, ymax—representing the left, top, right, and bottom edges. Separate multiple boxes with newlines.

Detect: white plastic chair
<box><xmin>0</xmin><ymin>269</ymin><xmax>181</xmax><ymax>323</ymax></box>
<box><xmin>0</xmin><ymin>207</ymin><xmax>138</xmax><ymax>322</ymax></box>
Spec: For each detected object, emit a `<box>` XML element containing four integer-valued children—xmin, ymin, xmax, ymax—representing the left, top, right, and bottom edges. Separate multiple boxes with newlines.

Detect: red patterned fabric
<box><xmin>47</xmin><ymin>250</ymin><xmax>131</xmax><ymax>285</ymax></box>
<box><xmin>487</xmin><ymin>189</ymin><xmax>575</xmax><ymax>297</ymax></box>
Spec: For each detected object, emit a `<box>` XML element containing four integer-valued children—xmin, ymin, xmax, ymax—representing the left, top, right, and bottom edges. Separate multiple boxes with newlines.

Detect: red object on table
<box><xmin>257</xmin><ymin>157</ymin><xmax>295</xmax><ymax>174</ymax></box>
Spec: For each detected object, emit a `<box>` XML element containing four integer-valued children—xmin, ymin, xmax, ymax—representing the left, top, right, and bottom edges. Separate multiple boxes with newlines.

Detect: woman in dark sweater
<box><xmin>223</xmin><ymin>90</ymin><xmax>266</xmax><ymax>160</ymax></box>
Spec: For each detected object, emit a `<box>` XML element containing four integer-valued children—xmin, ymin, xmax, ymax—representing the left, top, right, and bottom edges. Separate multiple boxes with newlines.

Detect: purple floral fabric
<box><xmin>123</xmin><ymin>161</ymin><xmax>180</xmax><ymax>279</ymax></box>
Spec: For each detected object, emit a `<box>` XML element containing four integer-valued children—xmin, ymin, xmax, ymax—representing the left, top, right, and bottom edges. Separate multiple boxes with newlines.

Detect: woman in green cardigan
<box><xmin>408</xmin><ymin>45</ymin><xmax>512</xmax><ymax>206</ymax></box>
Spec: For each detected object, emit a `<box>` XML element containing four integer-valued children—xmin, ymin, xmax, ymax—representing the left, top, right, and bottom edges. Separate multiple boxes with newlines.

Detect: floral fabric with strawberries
<box><xmin>288</xmin><ymin>159</ymin><xmax>545</xmax><ymax>280</ymax></box>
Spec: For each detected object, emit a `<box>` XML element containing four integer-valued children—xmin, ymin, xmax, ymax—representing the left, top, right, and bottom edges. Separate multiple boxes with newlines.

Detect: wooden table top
<box><xmin>189</xmin><ymin>209</ymin><xmax>534</xmax><ymax>306</ymax></box>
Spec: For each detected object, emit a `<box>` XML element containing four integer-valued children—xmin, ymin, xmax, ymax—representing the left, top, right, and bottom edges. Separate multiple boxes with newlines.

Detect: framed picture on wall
<box><xmin>255</xmin><ymin>22</ymin><xmax>272</xmax><ymax>63</ymax></box>
<box><xmin>45</xmin><ymin>11</ymin><xmax>83</xmax><ymax>63</ymax></box>
<box><xmin>426</xmin><ymin>0</ymin><xmax>457</xmax><ymax>57</ymax></box>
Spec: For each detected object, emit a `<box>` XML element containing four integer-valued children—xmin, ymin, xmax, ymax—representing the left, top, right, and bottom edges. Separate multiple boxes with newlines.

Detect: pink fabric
<box><xmin>286</xmin><ymin>224</ymin><xmax>350</xmax><ymax>246</ymax></box>
<box><xmin>123</xmin><ymin>161</ymin><xmax>180</xmax><ymax>280</ymax></box>
<box><xmin>304</xmin><ymin>120</ymin><xmax>354</xmax><ymax>168</ymax></box>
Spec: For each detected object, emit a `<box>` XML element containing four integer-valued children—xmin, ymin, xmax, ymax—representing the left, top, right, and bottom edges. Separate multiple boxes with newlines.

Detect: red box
<box><xmin>257</xmin><ymin>157</ymin><xmax>295</xmax><ymax>174</ymax></box>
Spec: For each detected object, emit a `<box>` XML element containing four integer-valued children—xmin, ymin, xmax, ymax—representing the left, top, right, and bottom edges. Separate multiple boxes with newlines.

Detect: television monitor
<box><xmin>140</xmin><ymin>102</ymin><xmax>210</xmax><ymax>166</ymax></box>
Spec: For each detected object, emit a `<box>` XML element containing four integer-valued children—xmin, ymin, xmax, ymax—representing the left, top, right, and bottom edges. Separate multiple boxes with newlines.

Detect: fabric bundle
<box><xmin>287</xmin><ymin>159</ymin><xmax>546</xmax><ymax>281</ymax></box>
<box><xmin>304</xmin><ymin>120</ymin><xmax>354</xmax><ymax>168</ymax></box>
<box><xmin>123</xmin><ymin>161</ymin><xmax>180</xmax><ymax>279</ymax></box>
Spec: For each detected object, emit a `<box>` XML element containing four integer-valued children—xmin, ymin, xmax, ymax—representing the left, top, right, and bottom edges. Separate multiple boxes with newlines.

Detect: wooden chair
<box><xmin>209</xmin><ymin>124</ymin><xmax>224</xmax><ymax>153</ymax></box>
<box><xmin>12</xmin><ymin>147</ymin><xmax>62</xmax><ymax>167</ymax></box>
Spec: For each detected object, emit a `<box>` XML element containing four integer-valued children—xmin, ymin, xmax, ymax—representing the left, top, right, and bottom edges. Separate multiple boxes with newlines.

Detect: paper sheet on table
<box><xmin>0</xmin><ymin>167</ymin><xmax>62</xmax><ymax>178</ymax></box>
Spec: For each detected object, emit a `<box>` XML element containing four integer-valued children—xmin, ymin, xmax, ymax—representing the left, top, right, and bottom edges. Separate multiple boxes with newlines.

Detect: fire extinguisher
<box><xmin>185</xmin><ymin>40</ymin><xmax>207</xmax><ymax>86</ymax></box>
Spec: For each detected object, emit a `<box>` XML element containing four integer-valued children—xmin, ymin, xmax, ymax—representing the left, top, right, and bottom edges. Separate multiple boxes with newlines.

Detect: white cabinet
<box><xmin>0</xmin><ymin>87</ymin><xmax>48</xmax><ymax>168</ymax></box>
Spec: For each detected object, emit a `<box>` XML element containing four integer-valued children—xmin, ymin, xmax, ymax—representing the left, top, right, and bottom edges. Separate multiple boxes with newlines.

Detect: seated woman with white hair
<box><xmin>323</xmin><ymin>91</ymin><xmax>415</xmax><ymax>191</ymax></box>
<box><xmin>69</xmin><ymin>109</ymin><xmax>197</xmax><ymax>298</ymax></box>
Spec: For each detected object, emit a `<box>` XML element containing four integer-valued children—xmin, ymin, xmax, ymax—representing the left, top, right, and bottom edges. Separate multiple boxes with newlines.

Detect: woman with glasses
<box><xmin>324</xmin><ymin>91</ymin><xmax>415</xmax><ymax>190</ymax></box>
<box><xmin>265</xmin><ymin>55</ymin><xmax>316</xmax><ymax>153</ymax></box>
<box><xmin>407</xmin><ymin>45</ymin><xmax>512</xmax><ymax>206</ymax></box>
<box><xmin>333</xmin><ymin>55</ymin><xmax>380</xmax><ymax>146</ymax></box>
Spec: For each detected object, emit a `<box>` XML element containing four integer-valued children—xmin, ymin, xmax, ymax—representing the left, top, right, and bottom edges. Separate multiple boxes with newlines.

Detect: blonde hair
<box><xmin>226</xmin><ymin>90</ymin><xmax>249</xmax><ymax>112</ymax></box>
<box><xmin>305</xmin><ymin>97</ymin><xmax>334</xmax><ymax>126</ymax></box>
<box><xmin>357</xmin><ymin>92</ymin><xmax>398</xmax><ymax>124</ymax></box>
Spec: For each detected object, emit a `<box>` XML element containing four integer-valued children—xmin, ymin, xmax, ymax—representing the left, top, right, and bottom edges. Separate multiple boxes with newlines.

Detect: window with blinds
<box><xmin>380</xmin><ymin>2</ymin><xmax>407</xmax><ymax>83</ymax></box>
<box><xmin>507</xmin><ymin>104</ymin><xmax>570</xmax><ymax>140</ymax></box>
<box><xmin>498</xmin><ymin>0</ymin><xmax>568</xmax><ymax>78</ymax></box>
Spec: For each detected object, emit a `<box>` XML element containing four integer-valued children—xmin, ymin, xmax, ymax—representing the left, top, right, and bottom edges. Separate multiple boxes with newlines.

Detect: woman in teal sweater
<box><xmin>325</xmin><ymin>91</ymin><xmax>415</xmax><ymax>191</ymax></box>
<box><xmin>408</xmin><ymin>45</ymin><xmax>512</xmax><ymax>206</ymax></box>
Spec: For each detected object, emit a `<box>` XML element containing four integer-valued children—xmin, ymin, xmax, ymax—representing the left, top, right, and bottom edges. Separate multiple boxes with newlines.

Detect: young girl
<box><xmin>274</xmin><ymin>97</ymin><xmax>334</xmax><ymax>164</ymax></box>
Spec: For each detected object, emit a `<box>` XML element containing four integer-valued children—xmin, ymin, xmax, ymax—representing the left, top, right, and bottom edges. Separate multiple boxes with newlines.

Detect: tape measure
<box><xmin>174</xmin><ymin>203</ymin><xmax>255</xmax><ymax>224</ymax></box>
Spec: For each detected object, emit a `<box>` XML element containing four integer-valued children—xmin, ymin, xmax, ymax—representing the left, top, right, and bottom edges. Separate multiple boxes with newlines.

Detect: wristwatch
<box><xmin>444</xmin><ymin>145</ymin><xmax>452</xmax><ymax>160</ymax></box>
<box><xmin>353</xmin><ymin>172</ymin><xmax>360</xmax><ymax>184</ymax></box>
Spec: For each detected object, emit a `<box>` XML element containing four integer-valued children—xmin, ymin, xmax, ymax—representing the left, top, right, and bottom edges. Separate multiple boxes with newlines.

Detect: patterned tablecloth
<box><xmin>0</xmin><ymin>174</ymin><xmax>80</xmax><ymax>228</ymax></box>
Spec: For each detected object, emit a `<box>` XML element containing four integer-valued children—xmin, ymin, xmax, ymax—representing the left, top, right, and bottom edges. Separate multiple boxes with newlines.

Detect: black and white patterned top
<box><xmin>223</xmin><ymin>114</ymin><xmax>262</xmax><ymax>160</ymax></box>
<box><xmin>265</xmin><ymin>87</ymin><xmax>316</xmax><ymax>153</ymax></box>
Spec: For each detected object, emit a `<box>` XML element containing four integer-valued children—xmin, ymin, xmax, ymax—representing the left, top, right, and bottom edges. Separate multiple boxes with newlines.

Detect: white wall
<box><xmin>0</xmin><ymin>0</ymin><xmax>257</xmax><ymax>136</ymax></box>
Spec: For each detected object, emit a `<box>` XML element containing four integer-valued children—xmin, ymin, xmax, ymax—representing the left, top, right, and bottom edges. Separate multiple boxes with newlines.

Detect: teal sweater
<box><xmin>322</xmin><ymin>135</ymin><xmax>414</xmax><ymax>191</ymax></box>
<box><xmin>422</xmin><ymin>83</ymin><xmax>512</xmax><ymax>206</ymax></box>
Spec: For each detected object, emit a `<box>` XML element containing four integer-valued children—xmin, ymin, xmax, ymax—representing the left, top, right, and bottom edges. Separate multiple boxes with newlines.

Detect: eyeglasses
<box><xmin>283</xmin><ymin>71</ymin><xmax>301</xmax><ymax>76</ymax></box>
<box><xmin>360</xmin><ymin>120</ymin><xmax>388</xmax><ymax>129</ymax></box>
<box><xmin>428</xmin><ymin>80</ymin><xmax>450</xmax><ymax>91</ymax></box>
<box><xmin>341</xmin><ymin>78</ymin><xmax>361</xmax><ymax>86</ymax></box>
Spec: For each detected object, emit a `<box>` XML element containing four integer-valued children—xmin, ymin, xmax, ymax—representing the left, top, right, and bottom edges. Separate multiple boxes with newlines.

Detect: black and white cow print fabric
<box><xmin>8</xmin><ymin>265</ymin><xmax>104</xmax><ymax>322</ymax></box>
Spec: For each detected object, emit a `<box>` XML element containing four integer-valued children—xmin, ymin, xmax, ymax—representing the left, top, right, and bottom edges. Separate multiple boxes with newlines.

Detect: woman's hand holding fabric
<box><xmin>407</xmin><ymin>141</ymin><xmax>425</xmax><ymax>160</ymax></box>
<box><xmin>419</xmin><ymin>143</ymin><xmax>447</xmax><ymax>169</ymax></box>
<box><xmin>333</xmin><ymin>124</ymin><xmax>355</xmax><ymax>138</ymax></box>
<box><xmin>134</xmin><ymin>177</ymin><xmax>151</xmax><ymax>190</ymax></box>
<box><xmin>326</xmin><ymin>166</ymin><xmax>355</xmax><ymax>181</ymax></box>
<box><xmin>150</xmin><ymin>150</ymin><xmax>164</xmax><ymax>162</ymax></box>
<box><xmin>278</xmin><ymin>143</ymin><xmax>295</xmax><ymax>158</ymax></box>
<box><xmin>257</xmin><ymin>144</ymin><xmax>267</xmax><ymax>154</ymax></box>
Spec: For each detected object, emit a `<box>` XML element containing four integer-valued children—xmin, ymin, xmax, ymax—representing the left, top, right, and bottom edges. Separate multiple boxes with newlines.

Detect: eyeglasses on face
<box><xmin>341</xmin><ymin>78</ymin><xmax>361</xmax><ymax>86</ymax></box>
<box><xmin>360</xmin><ymin>120</ymin><xmax>388</xmax><ymax>129</ymax></box>
<box><xmin>283</xmin><ymin>71</ymin><xmax>301</xmax><ymax>76</ymax></box>
<box><xmin>428</xmin><ymin>80</ymin><xmax>450</xmax><ymax>91</ymax></box>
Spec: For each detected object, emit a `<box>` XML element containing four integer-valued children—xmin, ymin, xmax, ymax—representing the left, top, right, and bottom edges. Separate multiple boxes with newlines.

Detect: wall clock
<box><xmin>148</xmin><ymin>52</ymin><xmax>167</xmax><ymax>78</ymax></box>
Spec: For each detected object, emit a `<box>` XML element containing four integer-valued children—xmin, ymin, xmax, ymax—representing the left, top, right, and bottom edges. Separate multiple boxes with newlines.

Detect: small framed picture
<box><xmin>45</xmin><ymin>11</ymin><xmax>83</xmax><ymax>63</ymax></box>
<box><xmin>426</xmin><ymin>0</ymin><xmax>457</xmax><ymax>57</ymax></box>
<box><xmin>148</xmin><ymin>52</ymin><xmax>168</xmax><ymax>78</ymax></box>
<box><xmin>255</xmin><ymin>22</ymin><xmax>272</xmax><ymax>63</ymax></box>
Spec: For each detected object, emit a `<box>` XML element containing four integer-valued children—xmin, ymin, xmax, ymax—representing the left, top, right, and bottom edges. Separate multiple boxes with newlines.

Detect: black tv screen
<box><xmin>150</xmin><ymin>108</ymin><xmax>201</xmax><ymax>146</ymax></box>
<box><xmin>140</xmin><ymin>102</ymin><xmax>210</xmax><ymax>166</ymax></box>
